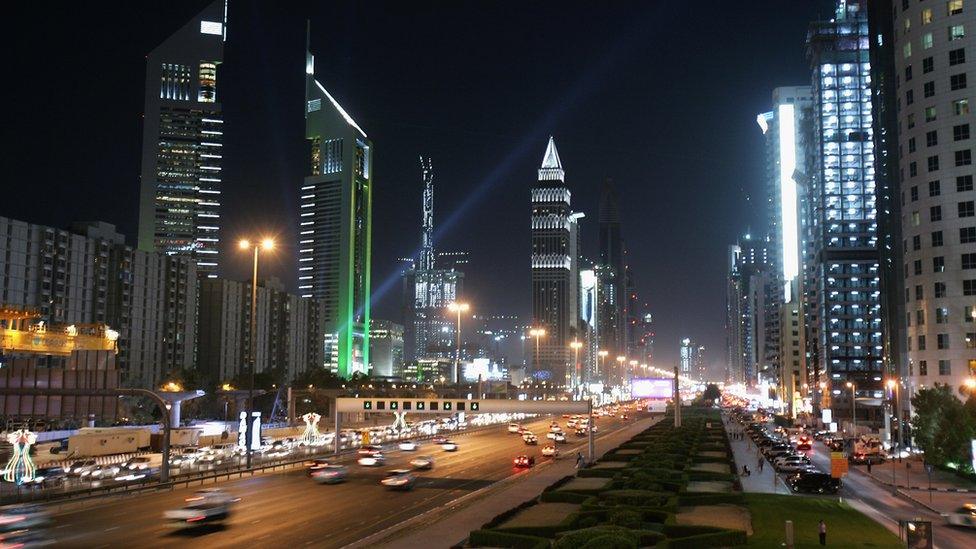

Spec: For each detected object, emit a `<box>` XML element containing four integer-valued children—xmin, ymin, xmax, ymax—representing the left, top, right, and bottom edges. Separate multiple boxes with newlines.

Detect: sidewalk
<box><xmin>722</xmin><ymin>415</ymin><xmax>790</xmax><ymax>495</ymax></box>
<box><xmin>349</xmin><ymin>415</ymin><xmax>662</xmax><ymax>549</ymax></box>
<box><xmin>859</xmin><ymin>456</ymin><xmax>976</xmax><ymax>514</ymax></box>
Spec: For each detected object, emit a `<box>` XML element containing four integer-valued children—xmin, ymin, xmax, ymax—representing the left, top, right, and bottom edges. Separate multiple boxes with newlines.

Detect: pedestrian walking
<box><xmin>866</xmin><ymin>460</ymin><xmax>872</xmax><ymax>474</ymax></box>
<box><xmin>818</xmin><ymin>519</ymin><xmax>827</xmax><ymax>545</ymax></box>
<box><xmin>758</xmin><ymin>457</ymin><xmax>764</xmax><ymax>472</ymax></box>
<box><xmin>575</xmin><ymin>452</ymin><xmax>584</xmax><ymax>469</ymax></box>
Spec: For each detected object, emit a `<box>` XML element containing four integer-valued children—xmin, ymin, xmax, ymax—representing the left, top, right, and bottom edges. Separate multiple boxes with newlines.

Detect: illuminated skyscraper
<box><xmin>137</xmin><ymin>0</ymin><xmax>227</xmax><ymax>278</ymax></box>
<box><xmin>531</xmin><ymin>137</ymin><xmax>582</xmax><ymax>384</ymax></box>
<box><xmin>598</xmin><ymin>179</ymin><xmax>625</xmax><ymax>361</ymax></box>
<box><xmin>300</xmin><ymin>43</ymin><xmax>373</xmax><ymax>378</ymax></box>
<box><xmin>806</xmin><ymin>0</ymin><xmax>883</xmax><ymax>423</ymax></box>
<box><xmin>726</xmin><ymin>234</ymin><xmax>771</xmax><ymax>386</ymax></box>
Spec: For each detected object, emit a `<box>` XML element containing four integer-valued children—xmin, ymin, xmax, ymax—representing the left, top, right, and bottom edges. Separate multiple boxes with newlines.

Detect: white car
<box><xmin>440</xmin><ymin>441</ymin><xmax>458</xmax><ymax>452</ymax></box>
<box><xmin>944</xmin><ymin>503</ymin><xmax>976</xmax><ymax>528</ymax></box>
<box><xmin>508</xmin><ymin>423</ymin><xmax>521</xmax><ymax>434</ymax></box>
<box><xmin>358</xmin><ymin>454</ymin><xmax>386</xmax><ymax>466</ymax></box>
<box><xmin>553</xmin><ymin>433</ymin><xmax>567</xmax><ymax>443</ymax></box>
<box><xmin>546</xmin><ymin>432</ymin><xmax>558</xmax><ymax>440</ymax></box>
<box><xmin>381</xmin><ymin>470</ymin><xmax>417</xmax><ymax>490</ymax></box>
<box><xmin>410</xmin><ymin>455</ymin><xmax>435</xmax><ymax>470</ymax></box>
<box><xmin>542</xmin><ymin>445</ymin><xmax>558</xmax><ymax>457</ymax></box>
<box><xmin>399</xmin><ymin>440</ymin><xmax>419</xmax><ymax>451</ymax></box>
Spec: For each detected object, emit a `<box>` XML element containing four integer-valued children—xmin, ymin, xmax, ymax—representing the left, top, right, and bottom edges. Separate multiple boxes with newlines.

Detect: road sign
<box><xmin>830</xmin><ymin>451</ymin><xmax>848</xmax><ymax>478</ymax></box>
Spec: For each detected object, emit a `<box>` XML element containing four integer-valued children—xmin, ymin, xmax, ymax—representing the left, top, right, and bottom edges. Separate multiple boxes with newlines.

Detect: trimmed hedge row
<box><xmin>468</xmin><ymin>529</ymin><xmax>550</xmax><ymax>549</ymax></box>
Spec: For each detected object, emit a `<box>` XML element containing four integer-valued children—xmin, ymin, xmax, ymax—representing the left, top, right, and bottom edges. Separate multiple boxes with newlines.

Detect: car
<box><xmin>440</xmin><ymin>441</ymin><xmax>458</xmax><ymax>452</ymax></box>
<box><xmin>795</xmin><ymin>435</ymin><xmax>813</xmax><ymax>451</ymax></box>
<box><xmin>773</xmin><ymin>454</ymin><xmax>809</xmax><ymax>467</ymax></box>
<box><xmin>566</xmin><ymin>420</ymin><xmax>577</xmax><ymax>429</ymax></box>
<box><xmin>358</xmin><ymin>454</ymin><xmax>386</xmax><ymax>467</ymax></box>
<box><xmin>546</xmin><ymin>432</ymin><xmax>558</xmax><ymax>440</ymax></box>
<box><xmin>432</xmin><ymin>436</ymin><xmax>448</xmax><ymax>444</ymax></box>
<box><xmin>410</xmin><ymin>455</ymin><xmax>435</xmax><ymax>470</ymax></box>
<box><xmin>553</xmin><ymin>433</ymin><xmax>567</xmax><ymax>443</ymax></box>
<box><xmin>29</xmin><ymin>466</ymin><xmax>67</xmax><ymax>488</ymax></box>
<box><xmin>575</xmin><ymin>428</ymin><xmax>587</xmax><ymax>437</ymax></box>
<box><xmin>359</xmin><ymin>444</ymin><xmax>384</xmax><ymax>456</ymax></box>
<box><xmin>620</xmin><ymin>414</ymin><xmax>629</xmax><ymax>420</ymax></box>
<box><xmin>513</xmin><ymin>455</ymin><xmax>535</xmax><ymax>468</ymax></box>
<box><xmin>381</xmin><ymin>469</ymin><xmax>417</xmax><ymax>490</ymax></box>
<box><xmin>305</xmin><ymin>458</ymin><xmax>331</xmax><ymax>475</ymax></box>
<box><xmin>122</xmin><ymin>456</ymin><xmax>161</xmax><ymax>471</ymax></box>
<box><xmin>164</xmin><ymin>498</ymin><xmax>235</xmax><ymax>528</ymax></box>
<box><xmin>786</xmin><ymin>472</ymin><xmax>841</xmax><ymax>494</ymax></box>
<box><xmin>508</xmin><ymin>423</ymin><xmax>521</xmax><ymax>434</ymax></box>
<box><xmin>170</xmin><ymin>447</ymin><xmax>206</xmax><ymax>467</ymax></box>
<box><xmin>86</xmin><ymin>464</ymin><xmax>121</xmax><ymax>480</ymax></box>
<box><xmin>542</xmin><ymin>445</ymin><xmax>558</xmax><ymax>457</ymax></box>
<box><xmin>523</xmin><ymin>434</ymin><xmax>538</xmax><ymax>445</ymax></box>
<box><xmin>311</xmin><ymin>465</ymin><xmax>348</xmax><ymax>484</ymax></box>
<box><xmin>779</xmin><ymin>460</ymin><xmax>815</xmax><ymax>473</ymax></box>
<box><xmin>65</xmin><ymin>459</ymin><xmax>98</xmax><ymax>477</ymax></box>
<box><xmin>944</xmin><ymin>503</ymin><xmax>976</xmax><ymax>528</ymax></box>
<box><xmin>399</xmin><ymin>440</ymin><xmax>419</xmax><ymax>451</ymax></box>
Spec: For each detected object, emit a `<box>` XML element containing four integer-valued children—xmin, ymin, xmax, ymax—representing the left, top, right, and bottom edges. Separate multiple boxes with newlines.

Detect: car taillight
<box><xmin>186</xmin><ymin>515</ymin><xmax>206</xmax><ymax>523</ymax></box>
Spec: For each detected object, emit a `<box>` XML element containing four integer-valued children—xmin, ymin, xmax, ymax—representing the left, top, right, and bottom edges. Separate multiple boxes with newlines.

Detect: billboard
<box><xmin>631</xmin><ymin>378</ymin><xmax>672</xmax><ymax>399</ymax></box>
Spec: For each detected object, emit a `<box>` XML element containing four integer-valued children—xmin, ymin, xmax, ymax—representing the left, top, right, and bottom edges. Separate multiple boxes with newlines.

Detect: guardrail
<box><xmin>0</xmin><ymin>415</ymin><xmax>543</xmax><ymax>506</ymax></box>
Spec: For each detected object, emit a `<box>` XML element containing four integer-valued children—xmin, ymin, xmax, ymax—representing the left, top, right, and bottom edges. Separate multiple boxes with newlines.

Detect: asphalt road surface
<box><xmin>46</xmin><ymin>413</ymin><xmax>636</xmax><ymax>548</ymax></box>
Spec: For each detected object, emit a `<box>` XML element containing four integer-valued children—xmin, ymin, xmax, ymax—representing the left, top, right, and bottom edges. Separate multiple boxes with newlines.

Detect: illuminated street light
<box><xmin>447</xmin><ymin>302</ymin><xmax>470</xmax><ymax>388</ymax></box>
<box><xmin>846</xmin><ymin>381</ymin><xmax>857</xmax><ymax>434</ymax></box>
<box><xmin>570</xmin><ymin>340</ymin><xmax>583</xmax><ymax>388</ymax></box>
<box><xmin>239</xmin><ymin>235</ymin><xmax>275</xmax><ymax>469</ymax></box>
<box><xmin>529</xmin><ymin>328</ymin><xmax>546</xmax><ymax>373</ymax></box>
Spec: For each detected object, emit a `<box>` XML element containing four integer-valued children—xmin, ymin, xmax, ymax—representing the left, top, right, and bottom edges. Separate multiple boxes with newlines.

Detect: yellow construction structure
<box><xmin>0</xmin><ymin>306</ymin><xmax>118</xmax><ymax>356</ymax></box>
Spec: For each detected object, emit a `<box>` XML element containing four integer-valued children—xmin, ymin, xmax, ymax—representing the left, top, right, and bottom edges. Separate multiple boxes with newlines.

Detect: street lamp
<box><xmin>447</xmin><ymin>302</ymin><xmax>470</xmax><ymax>389</ymax></box>
<box><xmin>598</xmin><ymin>350</ymin><xmax>608</xmax><ymax>383</ymax></box>
<box><xmin>846</xmin><ymin>381</ymin><xmax>857</xmax><ymax>435</ymax></box>
<box><xmin>570</xmin><ymin>340</ymin><xmax>583</xmax><ymax>388</ymax></box>
<box><xmin>616</xmin><ymin>356</ymin><xmax>626</xmax><ymax>388</ymax></box>
<box><xmin>887</xmin><ymin>378</ymin><xmax>904</xmax><ymax>465</ymax></box>
<box><xmin>239</xmin><ymin>237</ymin><xmax>274</xmax><ymax>469</ymax></box>
<box><xmin>529</xmin><ymin>328</ymin><xmax>546</xmax><ymax>373</ymax></box>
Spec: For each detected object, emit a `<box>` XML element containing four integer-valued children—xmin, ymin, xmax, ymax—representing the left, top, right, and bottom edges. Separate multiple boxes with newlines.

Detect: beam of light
<box><xmin>778</xmin><ymin>103</ymin><xmax>799</xmax><ymax>302</ymax></box>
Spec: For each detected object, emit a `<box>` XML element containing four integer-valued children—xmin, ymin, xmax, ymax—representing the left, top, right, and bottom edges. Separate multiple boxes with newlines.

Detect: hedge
<box><xmin>675</xmin><ymin>492</ymin><xmax>744</xmax><ymax>506</ymax></box>
<box><xmin>660</xmin><ymin>530</ymin><xmax>747</xmax><ymax>548</ymax></box>
<box><xmin>468</xmin><ymin>529</ymin><xmax>550</xmax><ymax>549</ymax></box>
<box><xmin>538</xmin><ymin>490</ymin><xmax>591</xmax><ymax>504</ymax></box>
<box><xmin>480</xmin><ymin>498</ymin><xmax>540</xmax><ymax>530</ymax></box>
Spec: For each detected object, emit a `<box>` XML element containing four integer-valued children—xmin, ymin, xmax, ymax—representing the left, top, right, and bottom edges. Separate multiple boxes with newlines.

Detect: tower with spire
<box><xmin>531</xmin><ymin>137</ymin><xmax>582</xmax><ymax>386</ymax></box>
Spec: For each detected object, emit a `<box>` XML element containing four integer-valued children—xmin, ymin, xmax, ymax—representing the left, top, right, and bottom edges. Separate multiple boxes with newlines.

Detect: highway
<box><xmin>45</xmin><ymin>413</ymin><xmax>637</xmax><ymax>548</ymax></box>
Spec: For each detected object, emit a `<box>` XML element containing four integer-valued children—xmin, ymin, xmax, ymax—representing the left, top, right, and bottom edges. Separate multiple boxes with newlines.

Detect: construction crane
<box><xmin>0</xmin><ymin>306</ymin><xmax>118</xmax><ymax>356</ymax></box>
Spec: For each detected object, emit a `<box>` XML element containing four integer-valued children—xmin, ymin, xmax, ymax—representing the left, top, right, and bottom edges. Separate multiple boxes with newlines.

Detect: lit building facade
<box><xmin>807</xmin><ymin>0</ymin><xmax>885</xmax><ymax>424</ymax></box>
<box><xmin>726</xmin><ymin>234</ymin><xmax>771</xmax><ymax>386</ymax></box>
<box><xmin>300</xmin><ymin>47</ymin><xmax>373</xmax><ymax>378</ymax></box>
<box><xmin>369</xmin><ymin>319</ymin><xmax>404</xmax><ymax>378</ymax></box>
<box><xmin>137</xmin><ymin>0</ymin><xmax>227</xmax><ymax>278</ymax></box>
<box><xmin>598</xmin><ymin>179</ymin><xmax>626</xmax><ymax>363</ymax></box>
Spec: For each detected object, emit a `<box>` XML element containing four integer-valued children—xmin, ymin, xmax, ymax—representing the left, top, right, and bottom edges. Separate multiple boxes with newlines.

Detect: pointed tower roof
<box><xmin>538</xmin><ymin>136</ymin><xmax>565</xmax><ymax>181</ymax></box>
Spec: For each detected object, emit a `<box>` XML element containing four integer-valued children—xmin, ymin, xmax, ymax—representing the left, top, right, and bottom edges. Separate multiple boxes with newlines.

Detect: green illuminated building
<box><xmin>299</xmin><ymin>48</ymin><xmax>372</xmax><ymax>379</ymax></box>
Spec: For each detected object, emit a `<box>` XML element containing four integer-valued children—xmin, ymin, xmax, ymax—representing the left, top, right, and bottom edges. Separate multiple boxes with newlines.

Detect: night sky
<box><xmin>3</xmin><ymin>1</ymin><xmax>834</xmax><ymax>376</ymax></box>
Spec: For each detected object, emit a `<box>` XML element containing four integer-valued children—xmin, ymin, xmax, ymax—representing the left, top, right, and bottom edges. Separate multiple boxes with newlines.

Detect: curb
<box><xmin>864</xmin><ymin>470</ymin><xmax>976</xmax><ymax>493</ymax></box>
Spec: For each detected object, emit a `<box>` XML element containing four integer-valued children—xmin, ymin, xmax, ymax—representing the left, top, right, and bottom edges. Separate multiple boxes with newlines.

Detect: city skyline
<box><xmin>1</xmin><ymin>1</ymin><xmax>833</xmax><ymax>374</ymax></box>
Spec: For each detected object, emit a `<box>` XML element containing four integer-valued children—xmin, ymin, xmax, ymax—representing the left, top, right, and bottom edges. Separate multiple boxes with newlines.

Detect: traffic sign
<box><xmin>830</xmin><ymin>451</ymin><xmax>848</xmax><ymax>478</ymax></box>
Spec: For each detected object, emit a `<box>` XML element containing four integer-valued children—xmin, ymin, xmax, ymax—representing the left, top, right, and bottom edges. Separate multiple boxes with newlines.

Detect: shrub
<box><xmin>676</xmin><ymin>493</ymin><xmax>744</xmax><ymax>506</ymax></box>
<box><xmin>580</xmin><ymin>534</ymin><xmax>637</xmax><ymax>549</ymax></box>
<box><xmin>608</xmin><ymin>509</ymin><xmax>642</xmax><ymax>529</ymax></box>
<box><xmin>553</xmin><ymin>526</ymin><xmax>638</xmax><ymax>549</ymax></box>
<box><xmin>599</xmin><ymin>489</ymin><xmax>670</xmax><ymax>507</ymax></box>
<box><xmin>663</xmin><ymin>530</ymin><xmax>747</xmax><ymax>548</ymax></box>
<box><xmin>539</xmin><ymin>491</ymin><xmax>590</xmax><ymax>504</ymax></box>
<box><xmin>468</xmin><ymin>529</ymin><xmax>549</xmax><ymax>549</ymax></box>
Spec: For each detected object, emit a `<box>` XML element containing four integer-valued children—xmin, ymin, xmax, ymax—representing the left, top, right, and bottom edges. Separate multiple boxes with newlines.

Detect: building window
<box><xmin>907</xmin><ymin>89</ymin><xmax>916</xmax><ymax>106</ymax></box>
<box><xmin>933</xmin><ymin>230</ymin><xmax>944</xmax><ymax>246</ymax></box>
<box><xmin>950</xmin><ymin>24</ymin><xmax>966</xmax><ymax>41</ymax></box>
<box><xmin>960</xmin><ymin>200</ymin><xmax>976</xmax><ymax>217</ymax></box>
<box><xmin>914</xmin><ymin>210</ymin><xmax>922</xmax><ymax>225</ymax></box>
<box><xmin>937</xmin><ymin>307</ymin><xmax>950</xmax><ymax>324</ymax></box>
<box><xmin>938</xmin><ymin>333</ymin><xmax>951</xmax><ymax>349</ymax></box>
<box><xmin>932</xmin><ymin>205</ymin><xmax>943</xmax><ymax>221</ymax></box>
<box><xmin>911</xmin><ymin>163</ymin><xmax>919</xmax><ymax>177</ymax></box>
<box><xmin>927</xmin><ymin>130</ymin><xmax>939</xmax><ymax>147</ymax></box>
<box><xmin>965</xmin><ymin>279</ymin><xmax>976</xmax><ymax>295</ymax></box>
<box><xmin>956</xmin><ymin>149</ymin><xmax>973</xmax><ymax>165</ymax></box>
<box><xmin>918</xmin><ymin>310</ymin><xmax>927</xmax><ymax>326</ymax></box>
<box><xmin>954</xmin><ymin>123</ymin><xmax>971</xmax><ymax>140</ymax></box>
<box><xmin>905</xmin><ymin>42</ymin><xmax>913</xmax><ymax>58</ymax></box>
<box><xmin>924</xmin><ymin>56</ymin><xmax>935</xmax><ymax>73</ymax></box>
<box><xmin>924</xmin><ymin>32</ymin><xmax>935</xmax><ymax>49</ymax></box>
<box><xmin>961</xmin><ymin>226</ymin><xmax>976</xmax><ymax>242</ymax></box>
<box><xmin>914</xmin><ymin>235</ymin><xmax>923</xmax><ymax>251</ymax></box>
<box><xmin>919</xmin><ymin>334</ymin><xmax>927</xmax><ymax>349</ymax></box>
<box><xmin>926</xmin><ymin>106</ymin><xmax>938</xmax><ymax>122</ymax></box>
<box><xmin>949</xmin><ymin>0</ymin><xmax>965</xmax><ymax>16</ymax></box>
<box><xmin>920</xmin><ymin>360</ymin><xmax>929</xmax><ymax>376</ymax></box>
<box><xmin>925</xmin><ymin>81</ymin><xmax>936</xmax><ymax>97</ymax></box>
<box><xmin>967</xmin><ymin>305</ymin><xmax>976</xmax><ymax>321</ymax></box>
<box><xmin>939</xmin><ymin>359</ymin><xmax>952</xmax><ymax>375</ymax></box>
<box><xmin>935</xmin><ymin>256</ymin><xmax>946</xmax><ymax>272</ymax></box>
<box><xmin>912</xmin><ymin>185</ymin><xmax>920</xmax><ymax>201</ymax></box>
<box><xmin>915</xmin><ymin>259</ymin><xmax>924</xmax><ymax>275</ymax></box>
<box><xmin>930</xmin><ymin>180</ymin><xmax>942</xmax><ymax>196</ymax></box>
<box><xmin>954</xmin><ymin>98</ymin><xmax>971</xmax><ymax>115</ymax></box>
<box><xmin>964</xmin><ymin>252</ymin><xmax>976</xmax><ymax>268</ymax></box>
<box><xmin>959</xmin><ymin>175</ymin><xmax>974</xmax><ymax>191</ymax></box>
<box><xmin>968</xmin><ymin>333</ymin><xmax>976</xmax><ymax>348</ymax></box>
<box><xmin>952</xmin><ymin>73</ymin><xmax>969</xmax><ymax>90</ymax></box>
<box><xmin>908</xmin><ymin>113</ymin><xmax>917</xmax><ymax>128</ymax></box>
<box><xmin>923</xmin><ymin>8</ymin><xmax>935</xmax><ymax>24</ymax></box>
<box><xmin>936</xmin><ymin>281</ymin><xmax>947</xmax><ymax>297</ymax></box>
<box><xmin>949</xmin><ymin>48</ymin><xmax>966</xmax><ymax>66</ymax></box>
<box><xmin>928</xmin><ymin>155</ymin><xmax>940</xmax><ymax>171</ymax></box>
<box><xmin>917</xmin><ymin>283</ymin><xmax>925</xmax><ymax>299</ymax></box>
<box><xmin>906</xmin><ymin>65</ymin><xmax>914</xmax><ymax>81</ymax></box>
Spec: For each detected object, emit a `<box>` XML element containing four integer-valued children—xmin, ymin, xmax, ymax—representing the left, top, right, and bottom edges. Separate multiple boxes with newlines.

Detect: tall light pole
<box><xmin>615</xmin><ymin>356</ymin><xmax>626</xmax><ymax>391</ymax></box>
<box><xmin>570</xmin><ymin>340</ymin><xmax>583</xmax><ymax>389</ymax></box>
<box><xmin>598</xmin><ymin>350</ymin><xmax>608</xmax><ymax>383</ymax></box>
<box><xmin>447</xmin><ymin>302</ymin><xmax>470</xmax><ymax>391</ymax></box>
<box><xmin>239</xmin><ymin>237</ymin><xmax>274</xmax><ymax>469</ymax></box>
<box><xmin>846</xmin><ymin>381</ymin><xmax>857</xmax><ymax>435</ymax></box>
<box><xmin>529</xmin><ymin>328</ymin><xmax>546</xmax><ymax>375</ymax></box>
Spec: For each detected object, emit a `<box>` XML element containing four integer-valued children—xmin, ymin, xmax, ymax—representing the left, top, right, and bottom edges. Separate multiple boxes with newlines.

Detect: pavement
<box><xmin>721</xmin><ymin>414</ymin><xmax>790</xmax><ymax>494</ymax></box>
<box><xmin>38</xmin><ymin>413</ymin><xmax>639</xmax><ymax>548</ymax></box>
<box><xmin>360</xmin><ymin>414</ymin><xmax>662</xmax><ymax>549</ymax></box>
<box><xmin>857</xmin><ymin>457</ymin><xmax>976</xmax><ymax>517</ymax></box>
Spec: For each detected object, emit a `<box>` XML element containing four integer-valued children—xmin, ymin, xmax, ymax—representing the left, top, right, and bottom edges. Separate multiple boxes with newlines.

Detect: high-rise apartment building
<box><xmin>806</xmin><ymin>0</ymin><xmax>885</xmax><ymax>424</ymax></box>
<box><xmin>300</xmin><ymin>46</ymin><xmax>373</xmax><ymax>378</ymax></box>
<box><xmin>531</xmin><ymin>137</ymin><xmax>581</xmax><ymax>384</ymax></box>
<box><xmin>369</xmin><ymin>320</ymin><xmax>404</xmax><ymax>378</ymax></box>
<box><xmin>679</xmin><ymin>338</ymin><xmax>705</xmax><ymax>381</ymax></box>
<box><xmin>598</xmin><ymin>179</ymin><xmax>625</xmax><ymax>361</ymax></box>
<box><xmin>137</xmin><ymin>0</ymin><xmax>227</xmax><ymax>278</ymax></box>
<box><xmin>883</xmin><ymin>0</ymin><xmax>976</xmax><ymax>401</ymax></box>
<box><xmin>726</xmin><ymin>234</ymin><xmax>770</xmax><ymax>386</ymax></box>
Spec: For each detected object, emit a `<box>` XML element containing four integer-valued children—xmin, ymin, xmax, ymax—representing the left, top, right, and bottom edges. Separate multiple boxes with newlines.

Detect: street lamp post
<box><xmin>846</xmin><ymin>381</ymin><xmax>857</xmax><ymax>435</ymax></box>
<box><xmin>598</xmin><ymin>350</ymin><xmax>608</xmax><ymax>383</ymax></box>
<box><xmin>615</xmin><ymin>356</ymin><xmax>626</xmax><ymax>391</ymax></box>
<box><xmin>447</xmin><ymin>302</ymin><xmax>470</xmax><ymax>392</ymax></box>
<box><xmin>886</xmin><ymin>378</ymin><xmax>901</xmax><ymax>494</ymax></box>
<box><xmin>529</xmin><ymin>328</ymin><xmax>546</xmax><ymax>374</ymax></box>
<box><xmin>239</xmin><ymin>237</ymin><xmax>274</xmax><ymax>469</ymax></box>
<box><xmin>570</xmin><ymin>340</ymin><xmax>582</xmax><ymax>389</ymax></box>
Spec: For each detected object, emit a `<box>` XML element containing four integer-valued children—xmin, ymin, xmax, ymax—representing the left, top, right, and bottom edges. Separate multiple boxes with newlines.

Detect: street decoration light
<box><xmin>239</xmin><ymin>236</ymin><xmax>275</xmax><ymax>469</ymax></box>
<box><xmin>3</xmin><ymin>429</ymin><xmax>37</xmax><ymax>485</ymax></box>
<box><xmin>570</xmin><ymin>340</ymin><xmax>583</xmax><ymax>388</ymax></box>
<box><xmin>301</xmin><ymin>412</ymin><xmax>322</xmax><ymax>446</ymax></box>
<box><xmin>447</xmin><ymin>302</ymin><xmax>470</xmax><ymax>388</ymax></box>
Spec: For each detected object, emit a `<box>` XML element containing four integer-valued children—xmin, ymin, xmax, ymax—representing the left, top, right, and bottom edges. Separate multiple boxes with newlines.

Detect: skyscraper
<box><xmin>598</xmin><ymin>179</ymin><xmax>625</xmax><ymax>362</ymax></box>
<box><xmin>726</xmin><ymin>233</ymin><xmax>770</xmax><ymax>386</ymax></box>
<box><xmin>300</xmin><ymin>44</ymin><xmax>373</xmax><ymax>378</ymax></box>
<box><xmin>806</xmin><ymin>0</ymin><xmax>884</xmax><ymax>423</ymax></box>
<box><xmin>531</xmin><ymin>137</ymin><xmax>581</xmax><ymax>384</ymax></box>
<box><xmin>880</xmin><ymin>0</ymin><xmax>974</xmax><ymax>402</ymax></box>
<box><xmin>137</xmin><ymin>0</ymin><xmax>227</xmax><ymax>278</ymax></box>
<box><xmin>402</xmin><ymin>157</ymin><xmax>464</xmax><ymax>364</ymax></box>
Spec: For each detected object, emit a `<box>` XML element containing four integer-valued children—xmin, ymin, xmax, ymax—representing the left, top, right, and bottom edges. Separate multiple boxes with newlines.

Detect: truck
<box><xmin>847</xmin><ymin>434</ymin><xmax>885</xmax><ymax>464</ymax></box>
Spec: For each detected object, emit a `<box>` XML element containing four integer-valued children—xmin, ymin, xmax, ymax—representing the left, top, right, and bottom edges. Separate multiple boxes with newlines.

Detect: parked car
<box><xmin>786</xmin><ymin>472</ymin><xmax>841</xmax><ymax>494</ymax></box>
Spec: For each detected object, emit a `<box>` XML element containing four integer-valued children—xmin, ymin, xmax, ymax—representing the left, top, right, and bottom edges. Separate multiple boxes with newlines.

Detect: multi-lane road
<box><xmin>46</xmin><ymin>413</ymin><xmax>637</xmax><ymax>548</ymax></box>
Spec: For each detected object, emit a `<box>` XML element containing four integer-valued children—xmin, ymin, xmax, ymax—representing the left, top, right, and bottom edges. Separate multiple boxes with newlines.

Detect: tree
<box><xmin>292</xmin><ymin>367</ymin><xmax>342</xmax><ymax>389</ymax></box>
<box><xmin>702</xmin><ymin>383</ymin><xmax>721</xmax><ymax>402</ymax></box>
<box><xmin>911</xmin><ymin>384</ymin><xmax>976</xmax><ymax>470</ymax></box>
